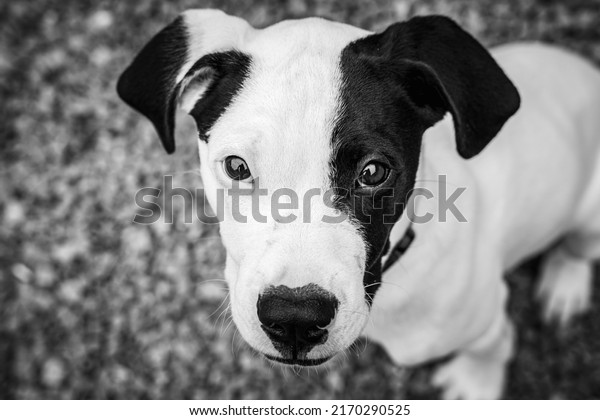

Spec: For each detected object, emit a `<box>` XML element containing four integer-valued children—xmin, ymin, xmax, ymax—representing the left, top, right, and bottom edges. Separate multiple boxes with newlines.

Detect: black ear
<box><xmin>350</xmin><ymin>15</ymin><xmax>520</xmax><ymax>158</ymax></box>
<box><xmin>116</xmin><ymin>9</ymin><xmax>252</xmax><ymax>153</ymax></box>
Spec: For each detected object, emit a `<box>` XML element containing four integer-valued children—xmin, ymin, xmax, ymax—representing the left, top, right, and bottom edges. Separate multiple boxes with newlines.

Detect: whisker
<box><xmin>208</xmin><ymin>293</ymin><xmax>230</xmax><ymax>319</ymax></box>
<box><xmin>200</xmin><ymin>278</ymin><xmax>227</xmax><ymax>284</ymax></box>
<box><xmin>222</xmin><ymin>315</ymin><xmax>235</xmax><ymax>336</ymax></box>
<box><xmin>231</xmin><ymin>329</ymin><xmax>239</xmax><ymax>358</ymax></box>
<box><xmin>214</xmin><ymin>301</ymin><xmax>231</xmax><ymax>328</ymax></box>
<box><xmin>367</xmin><ymin>281</ymin><xmax>408</xmax><ymax>292</ymax></box>
<box><xmin>362</xmin><ymin>336</ymin><xmax>369</xmax><ymax>355</ymax></box>
<box><xmin>218</xmin><ymin>309</ymin><xmax>232</xmax><ymax>333</ymax></box>
<box><xmin>337</xmin><ymin>309</ymin><xmax>369</xmax><ymax>318</ymax></box>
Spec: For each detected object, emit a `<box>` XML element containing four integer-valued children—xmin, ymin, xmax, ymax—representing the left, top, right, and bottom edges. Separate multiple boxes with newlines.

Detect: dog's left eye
<box><xmin>223</xmin><ymin>156</ymin><xmax>252</xmax><ymax>182</ymax></box>
<box><xmin>356</xmin><ymin>161</ymin><xmax>389</xmax><ymax>188</ymax></box>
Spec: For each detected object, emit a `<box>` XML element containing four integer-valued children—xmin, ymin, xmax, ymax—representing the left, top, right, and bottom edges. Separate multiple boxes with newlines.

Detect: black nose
<box><xmin>257</xmin><ymin>284</ymin><xmax>338</xmax><ymax>358</ymax></box>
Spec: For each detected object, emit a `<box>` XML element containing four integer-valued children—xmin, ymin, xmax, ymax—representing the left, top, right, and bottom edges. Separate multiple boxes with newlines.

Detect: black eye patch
<box><xmin>330</xmin><ymin>44</ymin><xmax>426</xmax><ymax>303</ymax></box>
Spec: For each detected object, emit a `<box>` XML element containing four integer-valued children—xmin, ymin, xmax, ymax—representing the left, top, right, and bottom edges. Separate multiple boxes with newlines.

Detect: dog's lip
<box><xmin>264</xmin><ymin>354</ymin><xmax>332</xmax><ymax>366</ymax></box>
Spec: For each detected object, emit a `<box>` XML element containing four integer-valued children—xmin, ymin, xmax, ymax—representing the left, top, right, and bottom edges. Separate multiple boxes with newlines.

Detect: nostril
<box><xmin>304</xmin><ymin>326</ymin><xmax>328</xmax><ymax>343</ymax></box>
<box><xmin>262</xmin><ymin>323</ymin><xmax>287</xmax><ymax>339</ymax></box>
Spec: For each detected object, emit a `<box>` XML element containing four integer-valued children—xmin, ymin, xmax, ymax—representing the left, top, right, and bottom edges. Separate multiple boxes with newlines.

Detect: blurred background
<box><xmin>1</xmin><ymin>0</ymin><xmax>600</xmax><ymax>399</ymax></box>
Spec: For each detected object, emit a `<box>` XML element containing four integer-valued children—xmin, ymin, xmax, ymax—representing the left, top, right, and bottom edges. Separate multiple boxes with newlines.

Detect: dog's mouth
<box><xmin>264</xmin><ymin>354</ymin><xmax>332</xmax><ymax>366</ymax></box>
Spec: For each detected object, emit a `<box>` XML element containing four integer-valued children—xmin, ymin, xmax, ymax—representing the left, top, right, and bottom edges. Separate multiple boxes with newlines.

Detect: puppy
<box><xmin>117</xmin><ymin>10</ymin><xmax>600</xmax><ymax>398</ymax></box>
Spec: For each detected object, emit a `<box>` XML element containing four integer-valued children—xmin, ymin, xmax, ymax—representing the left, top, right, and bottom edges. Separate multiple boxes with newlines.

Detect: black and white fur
<box><xmin>118</xmin><ymin>9</ymin><xmax>600</xmax><ymax>398</ymax></box>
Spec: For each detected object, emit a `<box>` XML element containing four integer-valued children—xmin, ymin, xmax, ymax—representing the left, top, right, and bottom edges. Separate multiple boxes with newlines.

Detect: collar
<box><xmin>382</xmin><ymin>225</ymin><xmax>415</xmax><ymax>273</ymax></box>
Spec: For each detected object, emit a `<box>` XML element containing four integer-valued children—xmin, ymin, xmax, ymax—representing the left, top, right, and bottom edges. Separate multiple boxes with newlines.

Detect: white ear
<box><xmin>117</xmin><ymin>9</ymin><xmax>253</xmax><ymax>153</ymax></box>
<box><xmin>176</xmin><ymin>10</ymin><xmax>252</xmax><ymax>83</ymax></box>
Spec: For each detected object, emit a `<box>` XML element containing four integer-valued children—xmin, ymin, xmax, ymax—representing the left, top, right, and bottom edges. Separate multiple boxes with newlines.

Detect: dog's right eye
<box><xmin>223</xmin><ymin>156</ymin><xmax>252</xmax><ymax>182</ymax></box>
<box><xmin>356</xmin><ymin>161</ymin><xmax>390</xmax><ymax>188</ymax></box>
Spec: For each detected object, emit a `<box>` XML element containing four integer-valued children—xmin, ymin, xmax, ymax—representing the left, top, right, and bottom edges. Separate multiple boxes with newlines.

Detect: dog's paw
<box><xmin>536</xmin><ymin>249</ymin><xmax>592</xmax><ymax>327</ymax></box>
<box><xmin>432</xmin><ymin>353</ymin><xmax>505</xmax><ymax>399</ymax></box>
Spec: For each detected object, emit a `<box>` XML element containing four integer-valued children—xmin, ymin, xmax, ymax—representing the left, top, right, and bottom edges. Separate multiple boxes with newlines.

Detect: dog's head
<box><xmin>118</xmin><ymin>10</ymin><xmax>519</xmax><ymax>366</ymax></box>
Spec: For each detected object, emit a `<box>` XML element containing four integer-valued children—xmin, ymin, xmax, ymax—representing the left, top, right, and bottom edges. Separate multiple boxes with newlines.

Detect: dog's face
<box><xmin>118</xmin><ymin>10</ymin><xmax>519</xmax><ymax>365</ymax></box>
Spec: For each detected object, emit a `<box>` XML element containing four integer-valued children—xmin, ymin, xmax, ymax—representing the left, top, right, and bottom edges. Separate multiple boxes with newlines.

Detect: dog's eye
<box><xmin>223</xmin><ymin>156</ymin><xmax>252</xmax><ymax>181</ymax></box>
<box><xmin>356</xmin><ymin>161</ymin><xmax>389</xmax><ymax>188</ymax></box>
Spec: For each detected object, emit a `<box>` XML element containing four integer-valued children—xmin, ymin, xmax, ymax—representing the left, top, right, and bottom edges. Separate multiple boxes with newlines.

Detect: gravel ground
<box><xmin>1</xmin><ymin>0</ymin><xmax>599</xmax><ymax>399</ymax></box>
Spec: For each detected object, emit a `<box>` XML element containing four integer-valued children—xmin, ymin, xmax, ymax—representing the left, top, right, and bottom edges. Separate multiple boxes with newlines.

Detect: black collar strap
<box><xmin>382</xmin><ymin>225</ymin><xmax>415</xmax><ymax>273</ymax></box>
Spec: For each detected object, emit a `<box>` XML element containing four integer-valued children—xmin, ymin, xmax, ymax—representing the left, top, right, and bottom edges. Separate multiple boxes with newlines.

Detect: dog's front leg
<box><xmin>432</xmin><ymin>294</ymin><xmax>515</xmax><ymax>400</ymax></box>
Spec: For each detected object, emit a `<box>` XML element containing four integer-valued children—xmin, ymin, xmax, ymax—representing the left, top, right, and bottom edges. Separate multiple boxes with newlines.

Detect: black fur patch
<box><xmin>117</xmin><ymin>16</ymin><xmax>188</xmax><ymax>153</ymax></box>
<box><xmin>184</xmin><ymin>51</ymin><xmax>252</xmax><ymax>142</ymax></box>
<box><xmin>332</xmin><ymin>16</ymin><xmax>520</xmax><ymax>302</ymax></box>
<box><xmin>332</xmin><ymin>43</ymin><xmax>426</xmax><ymax>303</ymax></box>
